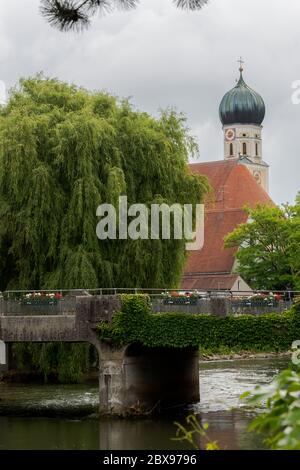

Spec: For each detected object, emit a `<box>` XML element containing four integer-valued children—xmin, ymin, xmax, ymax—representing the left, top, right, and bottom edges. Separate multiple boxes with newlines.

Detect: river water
<box><xmin>0</xmin><ymin>357</ymin><xmax>289</xmax><ymax>450</ymax></box>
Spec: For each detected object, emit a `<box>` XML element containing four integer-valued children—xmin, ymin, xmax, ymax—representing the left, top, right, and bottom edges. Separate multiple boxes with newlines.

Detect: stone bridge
<box><xmin>0</xmin><ymin>295</ymin><xmax>199</xmax><ymax>416</ymax></box>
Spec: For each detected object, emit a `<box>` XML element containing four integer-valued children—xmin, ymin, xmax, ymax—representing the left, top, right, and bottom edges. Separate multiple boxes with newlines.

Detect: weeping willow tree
<box><xmin>0</xmin><ymin>76</ymin><xmax>208</xmax><ymax>292</ymax></box>
<box><xmin>0</xmin><ymin>77</ymin><xmax>208</xmax><ymax>381</ymax></box>
<box><xmin>11</xmin><ymin>342</ymin><xmax>96</xmax><ymax>383</ymax></box>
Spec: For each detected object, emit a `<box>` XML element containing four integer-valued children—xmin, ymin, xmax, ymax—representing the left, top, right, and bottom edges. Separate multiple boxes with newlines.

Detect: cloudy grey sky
<box><xmin>0</xmin><ymin>0</ymin><xmax>299</xmax><ymax>204</ymax></box>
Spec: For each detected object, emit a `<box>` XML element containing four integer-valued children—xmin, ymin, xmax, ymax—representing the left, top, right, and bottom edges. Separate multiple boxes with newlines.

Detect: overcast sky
<box><xmin>0</xmin><ymin>0</ymin><xmax>299</xmax><ymax>204</ymax></box>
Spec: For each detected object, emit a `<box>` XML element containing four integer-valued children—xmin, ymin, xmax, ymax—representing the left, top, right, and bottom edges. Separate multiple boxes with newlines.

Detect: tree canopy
<box><xmin>0</xmin><ymin>76</ymin><xmax>208</xmax><ymax>291</ymax></box>
<box><xmin>225</xmin><ymin>201</ymin><xmax>300</xmax><ymax>291</ymax></box>
<box><xmin>40</xmin><ymin>0</ymin><xmax>209</xmax><ymax>31</ymax></box>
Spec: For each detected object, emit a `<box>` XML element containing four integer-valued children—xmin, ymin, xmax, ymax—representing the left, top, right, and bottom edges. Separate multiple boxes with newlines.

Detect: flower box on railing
<box><xmin>232</xmin><ymin>292</ymin><xmax>282</xmax><ymax>309</ymax></box>
<box><xmin>163</xmin><ymin>297</ymin><xmax>198</xmax><ymax>306</ymax></box>
<box><xmin>20</xmin><ymin>292</ymin><xmax>63</xmax><ymax>307</ymax></box>
<box><xmin>161</xmin><ymin>291</ymin><xmax>199</xmax><ymax>306</ymax></box>
<box><xmin>2</xmin><ymin>293</ymin><xmax>77</xmax><ymax>316</ymax></box>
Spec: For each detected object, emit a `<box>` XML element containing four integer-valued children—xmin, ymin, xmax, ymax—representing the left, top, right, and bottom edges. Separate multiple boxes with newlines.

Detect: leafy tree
<box><xmin>225</xmin><ymin>203</ymin><xmax>300</xmax><ymax>291</ymax></box>
<box><xmin>288</xmin><ymin>195</ymin><xmax>300</xmax><ymax>288</ymax></box>
<box><xmin>242</xmin><ymin>365</ymin><xmax>300</xmax><ymax>450</ymax></box>
<box><xmin>40</xmin><ymin>0</ymin><xmax>209</xmax><ymax>31</ymax></box>
<box><xmin>0</xmin><ymin>76</ymin><xmax>208</xmax><ymax>291</ymax></box>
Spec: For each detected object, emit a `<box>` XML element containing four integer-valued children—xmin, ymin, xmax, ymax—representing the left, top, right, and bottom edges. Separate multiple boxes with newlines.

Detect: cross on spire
<box><xmin>238</xmin><ymin>56</ymin><xmax>244</xmax><ymax>73</ymax></box>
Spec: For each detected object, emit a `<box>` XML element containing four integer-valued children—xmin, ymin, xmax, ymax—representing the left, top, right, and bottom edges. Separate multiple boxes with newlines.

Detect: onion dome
<box><xmin>219</xmin><ymin>66</ymin><xmax>265</xmax><ymax>126</ymax></box>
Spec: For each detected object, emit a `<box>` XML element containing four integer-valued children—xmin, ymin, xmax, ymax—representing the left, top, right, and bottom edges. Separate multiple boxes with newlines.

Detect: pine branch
<box><xmin>173</xmin><ymin>0</ymin><xmax>209</xmax><ymax>10</ymax></box>
<box><xmin>40</xmin><ymin>0</ymin><xmax>91</xmax><ymax>31</ymax></box>
<box><xmin>114</xmin><ymin>0</ymin><xmax>140</xmax><ymax>10</ymax></box>
<box><xmin>40</xmin><ymin>0</ymin><xmax>209</xmax><ymax>32</ymax></box>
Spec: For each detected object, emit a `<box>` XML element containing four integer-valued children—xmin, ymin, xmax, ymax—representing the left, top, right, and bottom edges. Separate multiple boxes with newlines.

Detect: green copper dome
<box><xmin>219</xmin><ymin>71</ymin><xmax>265</xmax><ymax>126</ymax></box>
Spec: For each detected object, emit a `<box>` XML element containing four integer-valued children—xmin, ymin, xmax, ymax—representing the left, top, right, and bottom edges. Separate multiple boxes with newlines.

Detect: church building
<box><xmin>182</xmin><ymin>62</ymin><xmax>274</xmax><ymax>292</ymax></box>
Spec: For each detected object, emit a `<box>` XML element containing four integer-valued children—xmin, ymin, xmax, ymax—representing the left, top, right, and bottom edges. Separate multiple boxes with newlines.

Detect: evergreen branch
<box><xmin>173</xmin><ymin>0</ymin><xmax>209</xmax><ymax>10</ymax></box>
<box><xmin>40</xmin><ymin>0</ymin><xmax>209</xmax><ymax>32</ymax></box>
<box><xmin>114</xmin><ymin>0</ymin><xmax>140</xmax><ymax>10</ymax></box>
<box><xmin>40</xmin><ymin>0</ymin><xmax>91</xmax><ymax>31</ymax></box>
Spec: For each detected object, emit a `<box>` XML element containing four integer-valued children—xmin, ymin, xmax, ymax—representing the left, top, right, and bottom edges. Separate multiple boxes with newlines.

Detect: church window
<box><xmin>255</xmin><ymin>143</ymin><xmax>259</xmax><ymax>156</ymax></box>
<box><xmin>242</xmin><ymin>142</ymin><xmax>247</xmax><ymax>155</ymax></box>
<box><xmin>230</xmin><ymin>143</ymin><xmax>233</xmax><ymax>156</ymax></box>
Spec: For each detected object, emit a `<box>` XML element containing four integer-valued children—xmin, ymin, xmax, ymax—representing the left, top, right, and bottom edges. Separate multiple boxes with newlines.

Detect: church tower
<box><xmin>219</xmin><ymin>59</ymin><xmax>269</xmax><ymax>193</ymax></box>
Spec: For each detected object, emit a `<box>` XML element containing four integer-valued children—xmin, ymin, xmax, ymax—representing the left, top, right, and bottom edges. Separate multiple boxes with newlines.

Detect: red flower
<box><xmin>171</xmin><ymin>291</ymin><xmax>180</xmax><ymax>298</ymax></box>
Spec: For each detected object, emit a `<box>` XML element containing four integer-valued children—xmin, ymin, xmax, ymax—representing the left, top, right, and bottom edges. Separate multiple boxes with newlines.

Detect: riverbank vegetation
<box><xmin>242</xmin><ymin>365</ymin><xmax>300</xmax><ymax>450</ymax></box>
<box><xmin>199</xmin><ymin>347</ymin><xmax>291</xmax><ymax>360</ymax></box>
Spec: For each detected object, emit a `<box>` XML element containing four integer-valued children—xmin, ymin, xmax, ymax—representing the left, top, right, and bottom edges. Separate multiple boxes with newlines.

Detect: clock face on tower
<box><xmin>254</xmin><ymin>171</ymin><xmax>261</xmax><ymax>185</ymax></box>
<box><xmin>225</xmin><ymin>128</ymin><xmax>235</xmax><ymax>142</ymax></box>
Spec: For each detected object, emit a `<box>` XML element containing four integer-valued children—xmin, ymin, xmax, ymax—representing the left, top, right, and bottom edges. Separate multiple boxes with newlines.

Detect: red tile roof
<box><xmin>181</xmin><ymin>274</ymin><xmax>241</xmax><ymax>291</ymax></box>
<box><xmin>182</xmin><ymin>160</ymin><xmax>274</xmax><ymax>287</ymax></box>
<box><xmin>190</xmin><ymin>160</ymin><xmax>273</xmax><ymax>211</ymax></box>
<box><xmin>185</xmin><ymin>208</ymin><xmax>248</xmax><ymax>274</ymax></box>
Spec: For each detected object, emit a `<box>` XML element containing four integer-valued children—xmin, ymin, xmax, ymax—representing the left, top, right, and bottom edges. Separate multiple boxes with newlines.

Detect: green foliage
<box><xmin>225</xmin><ymin>203</ymin><xmax>300</xmax><ymax>290</ymax></box>
<box><xmin>242</xmin><ymin>366</ymin><xmax>300</xmax><ymax>450</ymax></box>
<box><xmin>199</xmin><ymin>345</ymin><xmax>264</xmax><ymax>357</ymax></box>
<box><xmin>289</xmin><ymin>194</ymin><xmax>300</xmax><ymax>289</ymax></box>
<box><xmin>173</xmin><ymin>415</ymin><xmax>219</xmax><ymax>450</ymax></box>
<box><xmin>11</xmin><ymin>342</ymin><xmax>95</xmax><ymax>383</ymax></box>
<box><xmin>0</xmin><ymin>76</ymin><xmax>208</xmax><ymax>291</ymax></box>
<box><xmin>98</xmin><ymin>295</ymin><xmax>300</xmax><ymax>352</ymax></box>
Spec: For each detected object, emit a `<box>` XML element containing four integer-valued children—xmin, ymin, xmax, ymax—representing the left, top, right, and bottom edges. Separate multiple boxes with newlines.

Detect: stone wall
<box><xmin>0</xmin><ymin>315</ymin><xmax>79</xmax><ymax>342</ymax></box>
<box><xmin>0</xmin><ymin>295</ymin><xmax>121</xmax><ymax>344</ymax></box>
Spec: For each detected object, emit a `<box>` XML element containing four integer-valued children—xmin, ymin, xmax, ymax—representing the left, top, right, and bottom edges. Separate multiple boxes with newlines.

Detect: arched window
<box><xmin>255</xmin><ymin>143</ymin><xmax>259</xmax><ymax>156</ymax></box>
<box><xmin>229</xmin><ymin>143</ymin><xmax>233</xmax><ymax>156</ymax></box>
<box><xmin>242</xmin><ymin>142</ymin><xmax>247</xmax><ymax>155</ymax></box>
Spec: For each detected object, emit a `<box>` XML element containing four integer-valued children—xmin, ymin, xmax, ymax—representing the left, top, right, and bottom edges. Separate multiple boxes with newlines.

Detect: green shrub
<box><xmin>242</xmin><ymin>366</ymin><xmax>300</xmax><ymax>450</ymax></box>
<box><xmin>97</xmin><ymin>295</ymin><xmax>300</xmax><ymax>352</ymax></box>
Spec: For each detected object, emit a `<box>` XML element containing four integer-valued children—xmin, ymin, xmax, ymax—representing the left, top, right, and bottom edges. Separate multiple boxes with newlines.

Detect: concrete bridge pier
<box><xmin>0</xmin><ymin>340</ymin><xmax>8</xmax><ymax>372</ymax></box>
<box><xmin>99</xmin><ymin>343</ymin><xmax>127</xmax><ymax>415</ymax></box>
<box><xmin>99</xmin><ymin>341</ymin><xmax>200</xmax><ymax>415</ymax></box>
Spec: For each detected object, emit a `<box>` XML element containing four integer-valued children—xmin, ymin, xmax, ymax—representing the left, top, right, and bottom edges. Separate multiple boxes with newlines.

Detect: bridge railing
<box><xmin>0</xmin><ymin>288</ymin><xmax>161</xmax><ymax>316</ymax></box>
<box><xmin>150</xmin><ymin>290</ymin><xmax>299</xmax><ymax>315</ymax></box>
<box><xmin>0</xmin><ymin>290</ymin><xmax>78</xmax><ymax>316</ymax></box>
<box><xmin>0</xmin><ymin>289</ymin><xmax>299</xmax><ymax>316</ymax></box>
